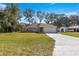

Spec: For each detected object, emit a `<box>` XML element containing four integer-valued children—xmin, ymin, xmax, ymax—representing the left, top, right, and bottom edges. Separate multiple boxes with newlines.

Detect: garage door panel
<box><xmin>43</xmin><ymin>28</ymin><xmax>56</xmax><ymax>33</ymax></box>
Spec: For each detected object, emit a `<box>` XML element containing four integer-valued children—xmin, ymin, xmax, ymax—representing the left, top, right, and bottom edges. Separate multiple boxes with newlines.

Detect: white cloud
<box><xmin>50</xmin><ymin>3</ymin><xmax>55</xmax><ymax>5</ymax></box>
<box><xmin>19</xmin><ymin>16</ymin><xmax>26</xmax><ymax>23</ymax></box>
<box><xmin>65</xmin><ymin>12</ymin><xmax>78</xmax><ymax>16</ymax></box>
<box><xmin>0</xmin><ymin>4</ymin><xmax>6</xmax><ymax>9</ymax></box>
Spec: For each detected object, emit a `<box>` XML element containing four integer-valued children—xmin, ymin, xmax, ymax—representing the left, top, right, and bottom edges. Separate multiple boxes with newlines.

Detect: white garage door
<box><xmin>43</xmin><ymin>28</ymin><xmax>56</xmax><ymax>33</ymax></box>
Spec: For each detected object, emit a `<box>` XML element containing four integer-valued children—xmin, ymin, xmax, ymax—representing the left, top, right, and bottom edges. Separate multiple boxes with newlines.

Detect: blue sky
<box><xmin>0</xmin><ymin>3</ymin><xmax>79</xmax><ymax>23</ymax></box>
<box><xmin>18</xmin><ymin>3</ymin><xmax>79</xmax><ymax>15</ymax></box>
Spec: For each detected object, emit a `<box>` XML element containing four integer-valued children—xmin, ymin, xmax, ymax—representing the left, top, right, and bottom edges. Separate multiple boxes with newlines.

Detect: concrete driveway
<box><xmin>46</xmin><ymin>33</ymin><xmax>79</xmax><ymax>56</ymax></box>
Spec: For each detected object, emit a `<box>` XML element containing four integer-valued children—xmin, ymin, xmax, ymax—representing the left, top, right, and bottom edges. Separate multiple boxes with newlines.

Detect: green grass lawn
<box><xmin>59</xmin><ymin>32</ymin><xmax>79</xmax><ymax>37</ymax></box>
<box><xmin>0</xmin><ymin>32</ymin><xmax>55</xmax><ymax>56</ymax></box>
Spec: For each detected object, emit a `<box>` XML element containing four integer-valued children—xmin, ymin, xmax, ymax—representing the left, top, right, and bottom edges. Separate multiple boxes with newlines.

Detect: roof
<box><xmin>26</xmin><ymin>23</ymin><xmax>57</xmax><ymax>28</ymax></box>
<box><xmin>39</xmin><ymin>24</ymin><xmax>57</xmax><ymax>28</ymax></box>
<box><xmin>59</xmin><ymin>25</ymin><xmax>79</xmax><ymax>29</ymax></box>
<box><xmin>26</xmin><ymin>24</ymin><xmax>38</xmax><ymax>28</ymax></box>
<box><xmin>59</xmin><ymin>27</ymin><xmax>69</xmax><ymax>29</ymax></box>
<box><xmin>69</xmin><ymin>25</ymin><xmax>79</xmax><ymax>28</ymax></box>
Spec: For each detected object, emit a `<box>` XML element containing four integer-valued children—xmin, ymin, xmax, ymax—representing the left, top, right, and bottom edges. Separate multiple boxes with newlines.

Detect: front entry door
<box><xmin>39</xmin><ymin>27</ymin><xmax>43</xmax><ymax>33</ymax></box>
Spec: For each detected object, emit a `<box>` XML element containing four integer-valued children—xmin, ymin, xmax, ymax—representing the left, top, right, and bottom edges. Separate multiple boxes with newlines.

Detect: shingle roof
<box><xmin>26</xmin><ymin>23</ymin><xmax>57</xmax><ymax>28</ymax></box>
<box><xmin>69</xmin><ymin>25</ymin><xmax>79</xmax><ymax>28</ymax></box>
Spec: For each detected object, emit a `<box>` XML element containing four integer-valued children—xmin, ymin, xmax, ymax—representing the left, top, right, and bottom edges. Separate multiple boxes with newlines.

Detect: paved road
<box><xmin>46</xmin><ymin>33</ymin><xmax>79</xmax><ymax>56</ymax></box>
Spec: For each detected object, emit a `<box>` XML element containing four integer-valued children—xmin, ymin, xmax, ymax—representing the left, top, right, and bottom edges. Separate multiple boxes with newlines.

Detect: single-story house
<box><xmin>59</xmin><ymin>25</ymin><xmax>79</xmax><ymax>32</ymax></box>
<box><xmin>24</xmin><ymin>24</ymin><xmax>57</xmax><ymax>33</ymax></box>
<box><xmin>24</xmin><ymin>23</ymin><xmax>79</xmax><ymax>33</ymax></box>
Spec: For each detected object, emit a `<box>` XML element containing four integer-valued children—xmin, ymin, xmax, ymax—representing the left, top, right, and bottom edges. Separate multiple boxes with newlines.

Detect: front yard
<box><xmin>0</xmin><ymin>32</ymin><xmax>55</xmax><ymax>56</ymax></box>
<box><xmin>59</xmin><ymin>32</ymin><xmax>79</xmax><ymax>37</ymax></box>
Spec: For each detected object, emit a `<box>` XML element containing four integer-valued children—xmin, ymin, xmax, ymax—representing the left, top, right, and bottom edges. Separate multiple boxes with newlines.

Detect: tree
<box><xmin>49</xmin><ymin>13</ymin><xmax>57</xmax><ymax>24</ymax></box>
<box><xmin>44</xmin><ymin>13</ymin><xmax>50</xmax><ymax>24</ymax></box>
<box><xmin>4</xmin><ymin>3</ymin><xmax>20</xmax><ymax>32</ymax></box>
<box><xmin>53</xmin><ymin>14</ymin><xmax>79</xmax><ymax>28</ymax></box>
<box><xmin>36</xmin><ymin>11</ymin><xmax>45</xmax><ymax>24</ymax></box>
<box><xmin>44</xmin><ymin>13</ymin><xmax>58</xmax><ymax>24</ymax></box>
<box><xmin>0</xmin><ymin>3</ymin><xmax>21</xmax><ymax>32</ymax></box>
<box><xmin>69</xmin><ymin>15</ymin><xmax>79</xmax><ymax>26</ymax></box>
<box><xmin>53</xmin><ymin>14</ymin><xmax>69</xmax><ymax>28</ymax></box>
<box><xmin>24</xmin><ymin>8</ymin><xmax>34</xmax><ymax>24</ymax></box>
<box><xmin>0</xmin><ymin>10</ymin><xmax>6</xmax><ymax>32</ymax></box>
<box><xmin>53</xmin><ymin>16</ymin><xmax>70</xmax><ymax>28</ymax></box>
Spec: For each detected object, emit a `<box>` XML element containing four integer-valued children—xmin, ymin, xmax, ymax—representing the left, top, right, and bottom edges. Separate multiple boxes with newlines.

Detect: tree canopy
<box><xmin>0</xmin><ymin>3</ymin><xmax>79</xmax><ymax>32</ymax></box>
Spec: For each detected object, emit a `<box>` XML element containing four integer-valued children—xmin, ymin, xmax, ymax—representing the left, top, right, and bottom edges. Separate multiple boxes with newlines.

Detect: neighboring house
<box><xmin>25</xmin><ymin>24</ymin><xmax>57</xmax><ymax>33</ymax></box>
<box><xmin>58</xmin><ymin>27</ymin><xmax>69</xmax><ymax>32</ymax></box>
<box><xmin>59</xmin><ymin>25</ymin><xmax>79</xmax><ymax>32</ymax></box>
